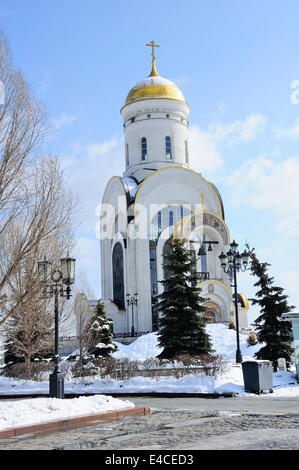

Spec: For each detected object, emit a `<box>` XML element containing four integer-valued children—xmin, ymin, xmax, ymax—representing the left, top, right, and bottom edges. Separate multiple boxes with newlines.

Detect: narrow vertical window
<box><xmin>141</xmin><ymin>137</ymin><xmax>147</xmax><ymax>160</ymax></box>
<box><xmin>169</xmin><ymin>210</ymin><xmax>174</xmax><ymax>226</ymax></box>
<box><xmin>180</xmin><ymin>205</ymin><xmax>184</xmax><ymax>221</ymax></box>
<box><xmin>165</xmin><ymin>136</ymin><xmax>172</xmax><ymax>160</ymax></box>
<box><xmin>157</xmin><ymin>211</ymin><xmax>162</xmax><ymax>233</ymax></box>
<box><xmin>114</xmin><ymin>214</ymin><xmax>119</xmax><ymax>234</ymax></box>
<box><xmin>185</xmin><ymin>140</ymin><xmax>189</xmax><ymax>164</ymax></box>
<box><xmin>126</xmin><ymin>143</ymin><xmax>129</xmax><ymax>166</ymax></box>
<box><xmin>112</xmin><ymin>243</ymin><xmax>124</xmax><ymax>309</ymax></box>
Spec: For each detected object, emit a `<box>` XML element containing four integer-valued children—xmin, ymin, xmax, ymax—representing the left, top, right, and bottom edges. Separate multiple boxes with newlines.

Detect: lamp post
<box><xmin>38</xmin><ymin>255</ymin><xmax>76</xmax><ymax>398</ymax></box>
<box><xmin>190</xmin><ymin>239</ymin><xmax>219</xmax><ymax>256</ymax></box>
<box><xmin>126</xmin><ymin>293</ymin><xmax>138</xmax><ymax>336</ymax></box>
<box><xmin>218</xmin><ymin>241</ymin><xmax>249</xmax><ymax>364</ymax></box>
<box><xmin>190</xmin><ymin>239</ymin><xmax>219</xmax><ymax>280</ymax></box>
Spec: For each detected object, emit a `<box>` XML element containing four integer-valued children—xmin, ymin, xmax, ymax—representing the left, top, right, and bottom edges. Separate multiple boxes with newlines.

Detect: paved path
<box><xmin>0</xmin><ymin>396</ymin><xmax>299</xmax><ymax>450</ymax></box>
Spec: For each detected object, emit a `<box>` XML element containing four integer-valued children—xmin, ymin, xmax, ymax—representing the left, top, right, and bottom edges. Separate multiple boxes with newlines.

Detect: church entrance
<box><xmin>203</xmin><ymin>301</ymin><xmax>222</xmax><ymax>323</ymax></box>
<box><xmin>203</xmin><ymin>311</ymin><xmax>216</xmax><ymax>324</ymax></box>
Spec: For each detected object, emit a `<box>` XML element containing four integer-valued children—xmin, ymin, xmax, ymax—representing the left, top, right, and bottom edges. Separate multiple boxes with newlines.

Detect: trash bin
<box><xmin>242</xmin><ymin>360</ymin><xmax>273</xmax><ymax>394</ymax></box>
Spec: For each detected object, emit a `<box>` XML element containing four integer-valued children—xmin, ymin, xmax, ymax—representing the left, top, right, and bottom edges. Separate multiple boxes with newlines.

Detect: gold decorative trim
<box><xmin>238</xmin><ymin>293</ymin><xmax>249</xmax><ymax>310</ymax></box>
<box><xmin>125</xmin><ymin>83</ymin><xmax>185</xmax><ymax>105</ymax></box>
<box><xmin>101</xmin><ymin>175</ymin><xmax>127</xmax><ymax>205</ymax></box>
<box><xmin>104</xmin><ymin>301</ymin><xmax>125</xmax><ymax>312</ymax></box>
<box><xmin>173</xmin><ymin>209</ymin><xmax>230</xmax><ymax>245</ymax></box>
<box><xmin>120</xmin><ymin>96</ymin><xmax>190</xmax><ymax>113</ymax></box>
<box><xmin>197</xmin><ymin>279</ymin><xmax>233</xmax><ymax>299</ymax></box>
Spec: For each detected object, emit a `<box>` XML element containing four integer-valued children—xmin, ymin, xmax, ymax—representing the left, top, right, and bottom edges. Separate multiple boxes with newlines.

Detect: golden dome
<box><xmin>124</xmin><ymin>62</ymin><xmax>186</xmax><ymax>106</ymax></box>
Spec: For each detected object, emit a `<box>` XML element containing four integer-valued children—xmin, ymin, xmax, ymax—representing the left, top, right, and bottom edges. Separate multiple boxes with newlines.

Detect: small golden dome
<box><xmin>124</xmin><ymin>63</ymin><xmax>186</xmax><ymax>106</ymax></box>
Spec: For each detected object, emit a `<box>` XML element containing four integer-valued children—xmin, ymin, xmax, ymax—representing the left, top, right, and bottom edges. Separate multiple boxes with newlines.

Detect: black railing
<box><xmin>113</xmin><ymin>331</ymin><xmax>150</xmax><ymax>339</ymax></box>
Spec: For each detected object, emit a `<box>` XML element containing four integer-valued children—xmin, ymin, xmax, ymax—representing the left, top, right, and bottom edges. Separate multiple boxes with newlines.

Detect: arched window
<box><xmin>165</xmin><ymin>136</ymin><xmax>172</xmax><ymax>160</ymax></box>
<box><xmin>112</xmin><ymin>243</ymin><xmax>124</xmax><ymax>309</ymax></box>
<box><xmin>141</xmin><ymin>137</ymin><xmax>147</xmax><ymax>160</ymax></box>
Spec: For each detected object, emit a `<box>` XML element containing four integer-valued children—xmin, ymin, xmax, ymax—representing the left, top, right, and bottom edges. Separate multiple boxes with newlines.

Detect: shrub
<box><xmin>2</xmin><ymin>362</ymin><xmax>53</xmax><ymax>381</ymax></box>
<box><xmin>192</xmin><ymin>354</ymin><xmax>228</xmax><ymax>377</ymax></box>
<box><xmin>247</xmin><ymin>331</ymin><xmax>258</xmax><ymax>346</ymax></box>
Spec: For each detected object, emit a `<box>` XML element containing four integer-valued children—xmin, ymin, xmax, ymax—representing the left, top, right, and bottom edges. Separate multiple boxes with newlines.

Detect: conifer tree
<box><xmin>248</xmin><ymin>246</ymin><xmax>294</xmax><ymax>370</ymax></box>
<box><xmin>155</xmin><ymin>238</ymin><xmax>213</xmax><ymax>359</ymax></box>
<box><xmin>84</xmin><ymin>300</ymin><xmax>118</xmax><ymax>358</ymax></box>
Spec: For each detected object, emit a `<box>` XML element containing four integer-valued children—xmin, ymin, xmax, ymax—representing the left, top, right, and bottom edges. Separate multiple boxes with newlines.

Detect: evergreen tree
<box><xmin>84</xmin><ymin>300</ymin><xmax>118</xmax><ymax>358</ymax></box>
<box><xmin>155</xmin><ymin>238</ymin><xmax>213</xmax><ymax>359</ymax></box>
<box><xmin>248</xmin><ymin>246</ymin><xmax>294</xmax><ymax>370</ymax></box>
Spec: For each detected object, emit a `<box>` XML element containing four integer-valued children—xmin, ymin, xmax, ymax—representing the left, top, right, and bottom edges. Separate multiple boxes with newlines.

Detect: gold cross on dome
<box><xmin>146</xmin><ymin>40</ymin><xmax>160</xmax><ymax>64</ymax></box>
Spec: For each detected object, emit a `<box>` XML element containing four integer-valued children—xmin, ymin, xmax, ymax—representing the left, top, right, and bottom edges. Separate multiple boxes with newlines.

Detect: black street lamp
<box><xmin>218</xmin><ymin>241</ymin><xmax>249</xmax><ymax>364</ymax></box>
<box><xmin>190</xmin><ymin>239</ymin><xmax>219</xmax><ymax>280</ymax></box>
<box><xmin>190</xmin><ymin>239</ymin><xmax>219</xmax><ymax>257</ymax></box>
<box><xmin>38</xmin><ymin>255</ymin><xmax>76</xmax><ymax>398</ymax></box>
<box><xmin>126</xmin><ymin>293</ymin><xmax>138</xmax><ymax>336</ymax></box>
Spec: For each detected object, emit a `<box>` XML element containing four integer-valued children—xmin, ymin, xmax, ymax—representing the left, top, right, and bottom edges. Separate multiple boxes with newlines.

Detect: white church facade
<box><xmin>89</xmin><ymin>43</ymin><xmax>249</xmax><ymax>337</ymax></box>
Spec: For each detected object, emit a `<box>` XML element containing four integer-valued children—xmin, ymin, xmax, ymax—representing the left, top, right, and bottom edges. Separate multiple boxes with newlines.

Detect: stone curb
<box><xmin>0</xmin><ymin>392</ymin><xmax>236</xmax><ymax>399</ymax></box>
<box><xmin>0</xmin><ymin>406</ymin><xmax>151</xmax><ymax>440</ymax></box>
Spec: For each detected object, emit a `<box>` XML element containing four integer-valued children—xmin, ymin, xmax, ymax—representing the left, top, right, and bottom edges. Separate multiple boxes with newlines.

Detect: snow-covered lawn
<box><xmin>0</xmin><ymin>324</ymin><xmax>298</xmax><ymax>399</ymax></box>
<box><xmin>113</xmin><ymin>324</ymin><xmax>262</xmax><ymax>361</ymax></box>
<box><xmin>0</xmin><ymin>395</ymin><xmax>135</xmax><ymax>431</ymax></box>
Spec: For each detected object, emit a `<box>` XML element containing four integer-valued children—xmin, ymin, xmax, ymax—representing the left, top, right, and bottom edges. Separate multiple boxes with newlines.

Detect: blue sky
<box><xmin>2</xmin><ymin>0</ymin><xmax>299</xmax><ymax>325</ymax></box>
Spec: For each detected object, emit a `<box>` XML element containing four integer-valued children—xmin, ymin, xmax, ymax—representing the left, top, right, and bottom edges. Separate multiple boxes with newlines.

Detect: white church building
<box><xmin>76</xmin><ymin>43</ymin><xmax>249</xmax><ymax>338</ymax></box>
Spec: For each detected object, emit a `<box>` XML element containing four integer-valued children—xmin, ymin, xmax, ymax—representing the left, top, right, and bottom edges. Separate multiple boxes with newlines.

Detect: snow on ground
<box><xmin>112</xmin><ymin>324</ymin><xmax>261</xmax><ymax>362</ymax></box>
<box><xmin>113</xmin><ymin>332</ymin><xmax>163</xmax><ymax>359</ymax></box>
<box><xmin>0</xmin><ymin>324</ymin><xmax>298</xmax><ymax>399</ymax></box>
<box><xmin>0</xmin><ymin>395</ymin><xmax>135</xmax><ymax>431</ymax></box>
<box><xmin>205</xmin><ymin>324</ymin><xmax>261</xmax><ymax>361</ymax></box>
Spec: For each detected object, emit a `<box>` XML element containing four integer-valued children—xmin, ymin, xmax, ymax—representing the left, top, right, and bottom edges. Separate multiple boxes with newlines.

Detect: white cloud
<box><xmin>61</xmin><ymin>134</ymin><xmax>124</xmax><ymax>233</ymax></box>
<box><xmin>277</xmin><ymin>215</ymin><xmax>299</xmax><ymax>237</ymax></box>
<box><xmin>188</xmin><ymin>114</ymin><xmax>267</xmax><ymax>176</ymax></box>
<box><xmin>61</xmin><ymin>136</ymin><xmax>125</xmax><ymax>296</ymax></box>
<box><xmin>209</xmin><ymin>114</ymin><xmax>267</xmax><ymax>143</ymax></box>
<box><xmin>74</xmin><ymin>237</ymin><xmax>101</xmax><ymax>296</ymax></box>
<box><xmin>279</xmin><ymin>271</ymin><xmax>299</xmax><ymax>300</ymax></box>
<box><xmin>52</xmin><ymin>113</ymin><xmax>78</xmax><ymax>130</ymax></box>
<box><xmin>277</xmin><ymin>271</ymin><xmax>299</xmax><ymax>312</ymax></box>
<box><xmin>275</xmin><ymin>117</ymin><xmax>299</xmax><ymax>139</ymax></box>
<box><xmin>188</xmin><ymin>124</ymin><xmax>223</xmax><ymax>173</ymax></box>
<box><xmin>75</xmin><ymin>237</ymin><xmax>99</xmax><ymax>267</ymax></box>
<box><xmin>228</xmin><ymin>155</ymin><xmax>299</xmax><ymax>235</ymax></box>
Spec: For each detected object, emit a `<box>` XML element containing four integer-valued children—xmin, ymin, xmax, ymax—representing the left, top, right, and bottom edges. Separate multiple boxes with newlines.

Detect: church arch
<box><xmin>203</xmin><ymin>311</ymin><xmax>216</xmax><ymax>324</ymax></box>
<box><xmin>133</xmin><ymin>167</ymin><xmax>225</xmax><ymax>221</ymax></box>
<box><xmin>203</xmin><ymin>300</ymin><xmax>223</xmax><ymax>323</ymax></box>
